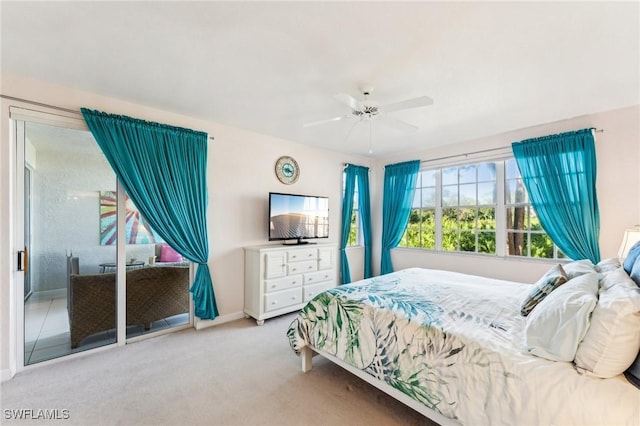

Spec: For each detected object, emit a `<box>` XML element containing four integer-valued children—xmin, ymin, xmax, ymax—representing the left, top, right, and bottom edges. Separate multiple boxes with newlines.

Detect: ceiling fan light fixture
<box><xmin>303</xmin><ymin>86</ymin><xmax>434</xmax><ymax>155</ymax></box>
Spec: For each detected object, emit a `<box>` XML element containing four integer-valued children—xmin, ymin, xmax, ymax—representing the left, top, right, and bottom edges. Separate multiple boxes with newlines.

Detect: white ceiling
<box><xmin>2</xmin><ymin>1</ymin><xmax>638</xmax><ymax>158</ymax></box>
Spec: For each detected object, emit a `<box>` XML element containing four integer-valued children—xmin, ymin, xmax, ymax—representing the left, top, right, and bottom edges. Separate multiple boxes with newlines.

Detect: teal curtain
<box><xmin>340</xmin><ymin>164</ymin><xmax>372</xmax><ymax>284</ymax></box>
<box><xmin>381</xmin><ymin>160</ymin><xmax>420</xmax><ymax>274</ymax></box>
<box><xmin>340</xmin><ymin>167</ymin><xmax>356</xmax><ymax>284</ymax></box>
<box><xmin>512</xmin><ymin>128</ymin><xmax>601</xmax><ymax>263</ymax></box>
<box><xmin>355</xmin><ymin>165</ymin><xmax>373</xmax><ymax>280</ymax></box>
<box><xmin>81</xmin><ymin>108</ymin><xmax>219</xmax><ymax>319</ymax></box>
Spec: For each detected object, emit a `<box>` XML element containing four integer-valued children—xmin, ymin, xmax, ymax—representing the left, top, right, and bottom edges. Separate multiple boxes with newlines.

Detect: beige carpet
<box><xmin>1</xmin><ymin>313</ymin><xmax>438</xmax><ymax>426</ymax></box>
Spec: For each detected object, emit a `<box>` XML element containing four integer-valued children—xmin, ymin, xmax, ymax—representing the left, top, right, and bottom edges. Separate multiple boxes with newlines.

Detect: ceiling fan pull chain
<box><xmin>369</xmin><ymin>121</ymin><xmax>374</xmax><ymax>155</ymax></box>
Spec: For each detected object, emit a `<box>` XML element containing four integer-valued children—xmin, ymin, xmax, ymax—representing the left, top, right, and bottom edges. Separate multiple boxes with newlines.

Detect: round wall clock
<box><xmin>275</xmin><ymin>156</ymin><xmax>300</xmax><ymax>184</ymax></box>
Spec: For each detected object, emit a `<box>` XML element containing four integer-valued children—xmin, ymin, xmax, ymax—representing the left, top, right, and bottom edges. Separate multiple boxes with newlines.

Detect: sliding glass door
<box><xmin>14</xmin><ymin>110</ymin><xmax>192</xmax><ymax>367</ymax></box>
<box><xmin>20</xmin><ymin>121</ymin><xmax>118</xmax><ymax>364</ymax></box>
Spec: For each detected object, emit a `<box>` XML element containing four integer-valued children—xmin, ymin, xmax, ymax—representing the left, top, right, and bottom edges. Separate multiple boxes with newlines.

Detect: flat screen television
<box><xmin>269</xmin><ymin>192</ymin><xmax>329</xmax><ymax>245</ymax></box>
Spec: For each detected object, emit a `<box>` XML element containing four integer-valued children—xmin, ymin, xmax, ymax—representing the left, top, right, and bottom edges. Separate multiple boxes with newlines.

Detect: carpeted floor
<box><xmin>1</xmin><ymin>313</ymin><xmax>438</xmax><ymax>425</ymax></box>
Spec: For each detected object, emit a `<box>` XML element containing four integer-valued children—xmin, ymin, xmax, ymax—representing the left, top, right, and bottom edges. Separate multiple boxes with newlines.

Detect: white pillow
<box><xmin>524</xmin><ymin>272</ymin><xmax>599</xmax><ymax>362</ymax></box>
<box><xmin>595</xmin><ymin>257</ymin><xmax>622</xmax><ymax>274</ymax></box>
<box><xmin>562</xmin><ymin>259</ymin><xmax>596</xmax><ymax>279</ymax></box>
<box><xmin>574</xmin><ymin>268</ymin><xmax>640</xmax><ymax>378</ymax></box>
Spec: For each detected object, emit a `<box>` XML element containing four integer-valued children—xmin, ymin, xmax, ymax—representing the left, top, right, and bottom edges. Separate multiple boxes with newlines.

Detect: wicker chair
<box><xmin>69</xmin><ymin>266</ymin><xmax>189</xmax><ymax>348</ymax></box>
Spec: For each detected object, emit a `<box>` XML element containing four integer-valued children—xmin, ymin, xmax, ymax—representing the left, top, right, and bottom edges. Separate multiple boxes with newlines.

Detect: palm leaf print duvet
<box><xmin>286</xmin><ymin>267</ymin><xmax>640</xmax><ymax>426</ymax></box>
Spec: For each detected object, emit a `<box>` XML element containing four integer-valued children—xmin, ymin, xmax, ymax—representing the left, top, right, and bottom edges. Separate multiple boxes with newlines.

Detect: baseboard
<box><xmin>1</xmin><ymin>368</ymin><xmax>15</xmax><ymax>383</ymax></box>
<box><xmin>194</xmin><ymin>311</ymin><xmax>245</xmax><ymax>330</ymax></box>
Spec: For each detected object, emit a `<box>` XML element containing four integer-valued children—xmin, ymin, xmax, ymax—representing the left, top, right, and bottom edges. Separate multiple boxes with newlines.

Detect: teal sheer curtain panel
<box><xmin>340</xmin><ymin>166</ymin><xmax>356</xmax><ymax>284</ymax></box>
<box><xmin>381</xmin><ymin>160</ymin><xmax>420</xmax><ymax>274</ymax></box>
<box><xmin>512</xmin><ymin>128</ymin><xmax>601</xmax><ymax>263</ymax></box>
<box><xmin>340</xmin><ymin>164</ymin><xmax>373</xmax><ymax>284</ymax></box>
<box><xmin>355</xmin><ymin>165</ymin><xmax>373</xmax><ymax>280</ymax></box>
<box><xmin>80</xmin><ymin>108</ymin><xmax>219</xmax><ymax>319</ymax></box>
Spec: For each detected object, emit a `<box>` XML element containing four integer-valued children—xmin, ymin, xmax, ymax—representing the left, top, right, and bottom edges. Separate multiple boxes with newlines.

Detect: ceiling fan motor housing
<box><xmin>353</xmin><ymin>106</ymin><xmax>379</xmax><ymax>118</ymax></box>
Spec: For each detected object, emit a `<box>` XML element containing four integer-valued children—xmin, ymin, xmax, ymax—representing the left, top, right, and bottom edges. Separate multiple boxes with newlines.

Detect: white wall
<box><xmin>30</xmin><ymin>142</ymin><xmax>117</xmax><ymax>291</ymax></box>
<box><xmin>370</xmin><ymin>105</ymin><xmax>640</xmax><ymax>283</ymax></box>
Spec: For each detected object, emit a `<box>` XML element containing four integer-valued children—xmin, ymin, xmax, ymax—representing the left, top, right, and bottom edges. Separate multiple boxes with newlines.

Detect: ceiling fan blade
<box><xmin>334</xmin><ymin>93</ymin><xmax>366</xmax><ymax>112</ymax></box>
<box><xmin>380</xmin><ymin>115</ymin><xmax>419</xmax><ymax>133</ymax></box>
<box><xmin>378</xmin><ymin>96</ymin><xmax>434</xmax><ymax>114</ymax></box>
<box><xmin>303</xmin><ymin>115</ymin><xmax>351</xmax><ymax>128</ymax></box>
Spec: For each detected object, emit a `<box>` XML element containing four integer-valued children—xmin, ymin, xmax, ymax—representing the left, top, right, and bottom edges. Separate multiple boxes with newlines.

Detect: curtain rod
<box><xmin>421</xmin><ymin>146</ymin><xmax>511</xmax><ymax>164</ymax></box>
<box><xmin>343</xmin><ymin>162</ymin><xmax>370</xmax><ymax>169</ymax></box>
<box><xmin>0</xmin><ymin>94</ymin><xmax>215</xmax><ymax>140</ymax></box>
<box><xmin>422</xmin><ymin>127</ymin><xmax>604</xmax><ymax>164</ymax></box>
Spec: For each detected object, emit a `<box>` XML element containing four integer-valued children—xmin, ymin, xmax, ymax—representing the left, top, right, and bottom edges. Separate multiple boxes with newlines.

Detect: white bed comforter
<box><xmin>287</xmin><ymin>267</ymin><xmax>640</xmax><ymax>426</ymax></box>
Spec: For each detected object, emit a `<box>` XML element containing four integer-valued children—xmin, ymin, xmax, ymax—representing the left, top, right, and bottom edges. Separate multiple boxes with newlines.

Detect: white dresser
<box><xmin>244</xmin><ymin>243</ymin><xmax>337</xmax><ymax>325</ymax></box>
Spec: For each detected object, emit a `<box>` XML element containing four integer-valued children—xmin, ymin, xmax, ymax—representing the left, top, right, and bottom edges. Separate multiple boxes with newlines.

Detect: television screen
<box><xmin>269</xmin><ymin>192</ymin><xmax>329</xmax><ymax>243</ymax></box>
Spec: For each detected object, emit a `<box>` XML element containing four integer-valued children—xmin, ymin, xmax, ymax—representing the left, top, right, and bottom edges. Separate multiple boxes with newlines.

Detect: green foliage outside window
<box><xmin>400</xmin><ymin>159</ymin><xmax>561</xmax><ymax>259</ymax></box>
<box><xmin>403</xmin><ymin>209</ymin><xmax>436</xmax><ymax>249</ymax></box>
<box><xmin>348</xmin><ymin>210</ymin><xmax>357</xmax><ymax>246</ymax></box>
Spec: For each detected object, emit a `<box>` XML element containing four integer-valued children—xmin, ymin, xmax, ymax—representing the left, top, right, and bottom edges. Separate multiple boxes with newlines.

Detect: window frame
<box><xmin>345</xmin><ymin>175</ymin><xmax>361</xmax><ymax>247</ymax></box>
<box><xmin>399</xmin><ymin>156</ymin><xmax>562</xmax><ymax>260</ymax></box>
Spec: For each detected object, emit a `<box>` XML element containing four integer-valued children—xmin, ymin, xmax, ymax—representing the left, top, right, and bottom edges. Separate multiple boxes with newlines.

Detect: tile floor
<box><xmin>24</xmin><ymin>289</ymin><xmax>189</xmax><ymax>365</ymax></box>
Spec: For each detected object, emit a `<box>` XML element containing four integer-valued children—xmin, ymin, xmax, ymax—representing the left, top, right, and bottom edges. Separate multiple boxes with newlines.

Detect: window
<box><xmin>400</xmin><ymin>158</ymin><xmax>562</xmax><ymax>259</ymax></box>
<box><xmin>401</xmin><ymin>170</ymin><xmax>436</xmax><ymax>249</ymax></box>
<box><xmin>442</xmin><ymin>163</ymin><xmax>496</xmax><ymax>254</ymax></box>
<box><xmin>344</xmin><ymin>176</ymin><xmax>360</xmax><ymax>246</ymax></box>
<box><xmin>505</xmin><ymin>159</ymin><xmax>564</xmax><ymax>259</ymax></box>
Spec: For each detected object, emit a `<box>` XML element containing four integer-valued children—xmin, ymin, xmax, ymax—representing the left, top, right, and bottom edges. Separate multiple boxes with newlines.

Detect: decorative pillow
<box><xmin>574</xmin><ymin>268</ymin><xmax>640</xmax><ymax>378</ymax></box>
<box><xmin>595</xmin><ymin>257</ymin><xmax>621</xmax><ymax>274</ymax></box>
<box><xmin>524</xmin><ymin>272</ymin><xmax>599</xmax><ymax>362</ymax></box>
<box><xmin>562</xmin><ymin>259</ymin><xmax>596</xmax><ymax>279</ymax></box>
<box><xmin>520</xmin><ymin>264</ymin><xmax>568</xmax><ymax>316</ymax></box>
<box><xmin>623</xmin><ymin>240</ymin><xmax>640</xmax><ymax>274</ymax></box>
<box><xmin>159</xmin><ymin>244</ymin><xmax>183</xmax><ymax>262</ymax></box>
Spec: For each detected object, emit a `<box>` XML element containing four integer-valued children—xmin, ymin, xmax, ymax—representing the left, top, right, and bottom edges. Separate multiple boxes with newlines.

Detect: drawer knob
<box><xmin>308</xmin><ymin>278</ymin><xmax>313</xmax><ymax>281</ymax></box>
<box><xmin>292</xmin><ymin>296</ymin><xmax>297</xmax><ymax>300</ymax></box>
<box><xmin>271</xmin><ymin>284</ymin><xmax>276</xmax><ymax>288</ymax></box>
<box><xmin>272</xmin><ymin>300</ymin><xmax>277</xmax><ymax>304</ymax></box>
<box><xmin>308</xmin><ymin>266</ymin><xmax>313</xmax><ymax>269</ymax></box>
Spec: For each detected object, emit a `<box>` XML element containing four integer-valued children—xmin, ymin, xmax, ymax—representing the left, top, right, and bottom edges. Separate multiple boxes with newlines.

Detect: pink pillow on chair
<box><xmin>159</xmin><ymin>245</ymin><xmax>183</xmax><ymax>262</ymax></box>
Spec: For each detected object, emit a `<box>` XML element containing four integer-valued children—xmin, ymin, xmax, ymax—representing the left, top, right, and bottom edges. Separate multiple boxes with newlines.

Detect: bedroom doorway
<box><xmin>12</xmin><ymin>107</ymin><xmax>192</xmax><ymax>368</ymax></box>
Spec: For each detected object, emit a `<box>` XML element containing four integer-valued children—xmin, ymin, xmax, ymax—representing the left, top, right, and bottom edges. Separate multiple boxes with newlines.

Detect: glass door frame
<box><xmin>10</xmin><ymin>104</ymin><xmax>194</xmax><ymax>373</ymax></box>
<box><xmin>23</xmin><ymin>165</ymin><xmax>32</xmax><ymax>301</ymax></box>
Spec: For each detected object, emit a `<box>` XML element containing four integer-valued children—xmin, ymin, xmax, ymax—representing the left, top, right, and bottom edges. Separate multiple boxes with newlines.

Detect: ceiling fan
<box><xmin>303</xmin><ymin>87</ymin><xmax>434</xmax><ymax>133</ymax></box>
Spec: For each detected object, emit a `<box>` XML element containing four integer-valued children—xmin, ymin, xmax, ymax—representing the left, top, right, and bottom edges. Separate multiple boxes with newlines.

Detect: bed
<box><xmin>287</xmin><ymin>265</ymin><xmax>640</xmax><ymax>426</ymax></box>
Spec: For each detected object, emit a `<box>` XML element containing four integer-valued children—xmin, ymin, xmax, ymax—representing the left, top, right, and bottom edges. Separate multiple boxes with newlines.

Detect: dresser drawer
<box><xmin>264</xmin><ymin>276</ymin><xmax>302</xmax><ymax>293</ymax></box>
<box><xmin>303</xmin><ymin>269</ymin><xmax>334</xmax><ymax>285</ymax></box>
<box><xmin>287</xmin><ymin>248</ymin><xmax>317</xmax><ymax>262</ymax></box>
<box><xmin>304</xmin><ymin>281</ymin><xmax>334</xmax><ymax>302</ymax></box>
<box><xmin>264</xmin><ymin>288</ymin><xmax>303</xmax><ymax>312</ymax></box>
<box><xmin>288</xmin><ymin>260</ymin><xmax>317</xmax><ymax>275</ymax></box>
